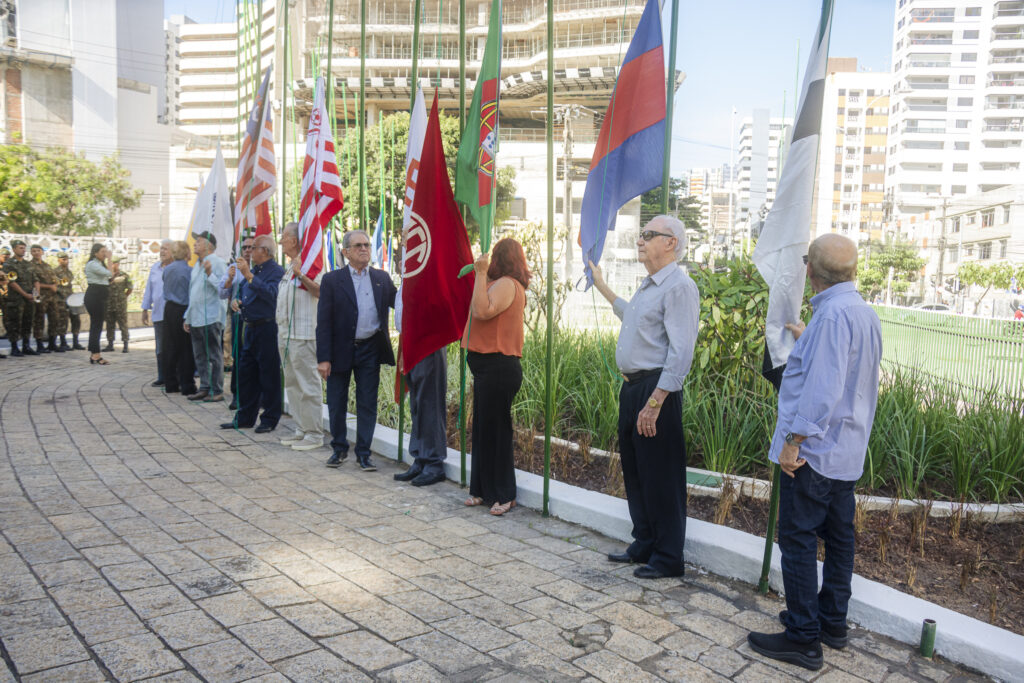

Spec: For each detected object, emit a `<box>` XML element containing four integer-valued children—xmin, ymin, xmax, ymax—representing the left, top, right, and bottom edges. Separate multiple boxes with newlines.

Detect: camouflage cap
<box><xmin>10</xmin><ymin>239</ymin><xmax>25</xmax><ymax>248</ymax></box>
<box><xmin>111</xmin><ymin>256</ymin><xmax>123</xmax><ymax>263</ymax></box>
<box><xmin>57</xmin><ymin>252</ymin><xmax>70</xmax><ymax>260</ymax></box>
<box><xmin>0</xmin><ymin>247</ymin><xmax>10</xmax><ymax>255</ymax></box>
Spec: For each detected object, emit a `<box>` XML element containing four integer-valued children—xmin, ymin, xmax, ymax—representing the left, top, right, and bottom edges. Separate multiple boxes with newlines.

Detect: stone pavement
<box><xmin>0</xmin><ymin>346</ymin><xmax>987</xmax><ymax>682</ymax></box>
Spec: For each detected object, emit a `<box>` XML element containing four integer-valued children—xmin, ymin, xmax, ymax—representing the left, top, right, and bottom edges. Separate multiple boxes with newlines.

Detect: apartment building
<box><xmin>813</xmin><ymin>59</ymin><xmax>890</xmax><ymax>242</ymax></box>
<box><xmin>736</xmin><ymin>110</ymin><xmax>792</xmax><ymax>250</ymax></box>
<box><xmin>887</xmin><ymin>0</ymin><xmax>1024</xmax><ymax>222</ymax></box>
<box><xmin>0</xmin><ymin>0</ymin><xmax>170</xmax><ymax>238</ymax></box>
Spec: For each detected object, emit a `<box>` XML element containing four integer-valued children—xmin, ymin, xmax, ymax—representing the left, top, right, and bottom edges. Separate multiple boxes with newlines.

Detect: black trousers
<box><xmin>84</xmin><ymin>285</ymin><xmax>108</xmax><ymax>354</ymax></box>
<box><xmin>162</xmin><ymin>301</ymin><xmax>196</xmax><ymax>394</ymax></box>
<box><xmin>468</xmin><ymin>352</ymin><xmax>522</xmax><ymax>504</ymax></box>
<box><xmin>228</xmin><ymin>311</ymin><xmax>241</xmax><ymax>397</ymax></box>
<box><xmin>618</xmin><ymin>373</ymin><xmax>687</xmax><ymax>575</ymax></box>
<box><xmin>236</xmin><ymin>322</ymin><xmax>281</xmax><ymax>428</ymax></box>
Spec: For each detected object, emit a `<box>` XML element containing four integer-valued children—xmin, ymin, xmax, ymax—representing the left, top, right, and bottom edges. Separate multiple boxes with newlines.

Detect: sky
<box><xmin>164</xmin><ymin>0</ymin><xmax>896</xmax><ymax>174</ymax></box>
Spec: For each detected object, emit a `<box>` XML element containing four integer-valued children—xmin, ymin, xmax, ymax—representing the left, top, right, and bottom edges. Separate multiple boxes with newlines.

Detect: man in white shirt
<box><xmin>278</xmin><ymin>223</ymin><xmax>326</xmax><ymax>450</ymax></box>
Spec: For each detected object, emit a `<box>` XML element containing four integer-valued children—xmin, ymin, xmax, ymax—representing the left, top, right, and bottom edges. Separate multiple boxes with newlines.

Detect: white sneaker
<box><xmin>280</xmin><ymin>434</ymin><xmax>305</xmax><ymax>446</ymax></box>
<box><xmin>291</xmin><ymin>436</ymin><xmax>323</xmax><ymax>451</ymax></box>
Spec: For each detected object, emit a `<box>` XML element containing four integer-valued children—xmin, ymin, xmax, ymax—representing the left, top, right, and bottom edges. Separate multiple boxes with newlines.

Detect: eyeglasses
<box><xmin>639</xmin><ymin>230</ymin><xmax>674</xmax><ymax>242</ymax></box>
<box><xmin>348</xmin><ymin>243</ymin><xmax>371</xmax><ymax>249</ymax></box>
<box><xmin>802</xmin><ymin>255</ymin><xmax>808</xmax><ymax>265</ymax></box>
<box><xmin>241</xmin><ymin>245</ymin><xmax>254</xmax><ymax>251</ymax></box>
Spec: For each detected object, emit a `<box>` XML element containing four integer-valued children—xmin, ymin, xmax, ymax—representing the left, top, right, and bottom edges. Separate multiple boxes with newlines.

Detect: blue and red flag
<box><xmin>580</xmin><ymin>0</ymin><xmax>666</xmax><ymax>286</ymax></box>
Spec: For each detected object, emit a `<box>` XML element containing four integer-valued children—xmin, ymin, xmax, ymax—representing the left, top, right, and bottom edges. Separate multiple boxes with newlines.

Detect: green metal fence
<box><xmin>873</xmin><ymin>304</ymin><xmax>1024</xmax><ymax>402</ymax></box>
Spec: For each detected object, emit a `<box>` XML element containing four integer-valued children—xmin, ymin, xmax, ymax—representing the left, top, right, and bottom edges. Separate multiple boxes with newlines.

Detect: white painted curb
<box><xmin>301</xmin><ymin>402</ymin><xmax>1024</xmax><ymax>682</ymax></box>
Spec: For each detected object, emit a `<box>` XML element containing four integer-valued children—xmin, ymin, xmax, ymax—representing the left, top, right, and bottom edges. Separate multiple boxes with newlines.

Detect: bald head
<box><xmin>808</xmin><ymin>233</ymin><xmax>858</xmax><ymax>287</ymax></box>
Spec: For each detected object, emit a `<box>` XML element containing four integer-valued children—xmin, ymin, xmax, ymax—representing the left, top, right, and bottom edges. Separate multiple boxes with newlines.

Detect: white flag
<box><xmin>185</xmin><ymin>143</ymin><xmax>233</xmax><ymax>263</ymax></box>
<box><xmin>752</xmin><ymin>0</ymin><xmax>834</xmax><ymax>369</ymax></box>
<box><xmin>402</xmin><ymin>89</ymin><xmax>428</xmax><ymax>232</ymax></box>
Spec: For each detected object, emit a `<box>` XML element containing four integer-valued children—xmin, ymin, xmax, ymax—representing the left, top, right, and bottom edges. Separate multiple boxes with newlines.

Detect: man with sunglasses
<box><xmin>589</xmin><ymin>215</ymin><xmax>699</xmax><ymax>581</ymax></box>
<box><xmin>220</xmin><ymin>234</ymin><xmax>285</xmax><ymax>433</ymax></box>
<box><xmin>220</xmin><ymin>237</ymin><xmax>255</xmax><ymax>409</ymax></box>
<box><xmin>747</xmin><ymin>234</ymin><xmax>881</xmax><ymax>671</ymax></box>
<box><xmin>317</xmin><ymin>229</ymin><xmax>397</xmax><ymax>472</ymax></box>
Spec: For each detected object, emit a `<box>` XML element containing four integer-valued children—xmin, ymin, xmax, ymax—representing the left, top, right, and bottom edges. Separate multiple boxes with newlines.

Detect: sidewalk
<box><xmin>0</xmin><ymin>343</ymin><xmax>988</xmax><ymax>681</ymax></box>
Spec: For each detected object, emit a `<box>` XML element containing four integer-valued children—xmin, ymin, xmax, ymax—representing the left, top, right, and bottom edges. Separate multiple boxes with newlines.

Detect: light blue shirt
<box><xmin>85</xmin><ymin>259</ymin><xmax>112</xmax><ymax>286</ymax></box>
<box><xmin>219</xmin><ymin>267</ymin><xmax>245</xmax><ymax>300</ymax></box>
<box><xmin>184</xmin><ymin>254</ymin><xmax>228</xmax><ymax>327</ymax></box>
<box><xmin>769</xmin><ymin>281</ymin><xmax>883</xmax><ymax>481</ymax></box>
<box><xmin>613</xmin><ymin>262</ymin><xmax>700</xmax><ymax>393</ymax></box>
<box><xmin>141</xmin><ymin>261</ymin><xmax>167</xmax><ymax>323</ymax></box>
<box><xmin>350</xmin><ymin>264</ymin><xmax>380</xmax><ymax>340</ymax></box>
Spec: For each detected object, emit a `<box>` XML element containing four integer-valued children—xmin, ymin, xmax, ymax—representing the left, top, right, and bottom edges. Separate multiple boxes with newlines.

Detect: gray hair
<box><xmin>160</xmin><ymin>239</ymin><xmax>173</xmax><ymax>247</ymax></box>
<box><xmin>282</xmin><ymin>222</ymin><xmax>299</xmax><ymax>239</ymax></box>
<box><xmin>650</xmin><ymin>215</ymin><xmax>687</xmax><ymax>260</ymax></box>
<box><xmin>343</xmin><ymin>230</ymin><xmax>369</xmax><ymax>249</ymax></box>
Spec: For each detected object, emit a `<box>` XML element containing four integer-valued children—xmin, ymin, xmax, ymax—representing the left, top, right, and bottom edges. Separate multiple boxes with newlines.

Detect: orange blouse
<box><xmin>462</xmin><ymin>277</ymin><xmax>526</xmax><ymax>357</ymax></box>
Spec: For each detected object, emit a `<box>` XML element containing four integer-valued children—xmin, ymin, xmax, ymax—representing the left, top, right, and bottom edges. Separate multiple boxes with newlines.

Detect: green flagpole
<box><xmin>457</xmin><ymin>0</ymin><xmax>468</xmax><ymax>487</ymax></box>
<box><xmin>661</xmin><ymin>0</ymin><xmax>680</xmax><ymax>214</ymax></box>
<box><xmin>542</xmin><ymin>0</ymin><xmax>554</xmax><ymax>516</ymax></box>
<box><xmin>358</xmin><ymin>0</ymin><xmax>367</xmax><ymax>232</ymax></box>
<box><xmin>282</xmin><ymin>0</ymin><xmax>289</xmax><ymax>233</ymax></box>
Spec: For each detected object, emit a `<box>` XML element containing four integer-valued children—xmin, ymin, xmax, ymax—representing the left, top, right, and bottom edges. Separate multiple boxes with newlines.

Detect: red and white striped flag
<box><xmin>233</xmin><ymin>65</ymin><xmax>277</xmax><ymax>248</ymax></box>
<box><xmin>296</xmin><ymin>75</ymin><xmax>344</xmax><ymax>285</ymax></box>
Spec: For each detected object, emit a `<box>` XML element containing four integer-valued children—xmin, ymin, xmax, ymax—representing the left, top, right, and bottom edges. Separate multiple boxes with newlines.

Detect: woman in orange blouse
<box><xmin>463</xmin><ymin>238</ymin><xmax>529</xmax><ymax>516</ymax></box>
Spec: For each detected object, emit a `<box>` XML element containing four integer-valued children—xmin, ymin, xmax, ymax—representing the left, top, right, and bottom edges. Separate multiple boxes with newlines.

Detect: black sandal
<box><xmin>90</xmin><ymin>356</ymin><xmax>110</xmax><ymax>365</ymax></box>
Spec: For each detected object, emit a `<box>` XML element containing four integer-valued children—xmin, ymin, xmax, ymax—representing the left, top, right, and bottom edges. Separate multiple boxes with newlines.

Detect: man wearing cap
<box><xmin>2</xmin><ymin>240</ymin><xmax>39</xmax><ymax>356</ymax></box>
<box><xmin>30</xmin><ymin>245</ymin><xmax>61</xmax><ymax>353</ymax></box>
<box><xmin>183</xmin><ymin>232</ymin><xmax>228</xmax><ymax>401</ymax></box>
<box><xmin>142</xmin><ymin>240</ymin><xmax>173</xmax><ymax>385</ymax></box>
<box><xmin>104</xmin><ymin>257</ymin><xmax>133</xmax><ymax>353</ymax></box>
<box><xmin>54</xmin><ymin>252</ymin><xmax>82</xmax><ymax>351</ymax></box>
<box><xmin>589</xmin><ymin>215</ymin><xmax>700</xmax><ymax>580</ymax></box>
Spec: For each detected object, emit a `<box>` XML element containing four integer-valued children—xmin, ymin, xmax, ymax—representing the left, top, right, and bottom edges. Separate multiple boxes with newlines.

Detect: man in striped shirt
<box><xmin>277</xmin><ymin>223</ymin><xmax>326</xmax><ymax>450</ymax></box>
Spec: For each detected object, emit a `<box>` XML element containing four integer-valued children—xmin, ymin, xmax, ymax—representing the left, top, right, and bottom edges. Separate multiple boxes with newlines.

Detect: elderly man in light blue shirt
<box><xmin>183</xmin><ymin>231</ymin><xmax>228</xmax><ymax>402</ymax></box>
<box><xmin>747</xmin><ymin>233</ymin><xmax>882</xmax><ymax>672</ymax></box>
<box><xmin>590</xmin><ymin>215</ymin><xmax>700</xmax><ymax>581</ymax></box>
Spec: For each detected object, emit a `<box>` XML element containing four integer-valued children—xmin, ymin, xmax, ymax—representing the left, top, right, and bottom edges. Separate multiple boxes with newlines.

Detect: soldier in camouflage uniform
<box><xmin>54</xmin><ymin>252</ymin><xmax>81</xmax><ymax>350</ymax></box>
<box><xmin>104</xmin><ymin>257</ymin><xmax>133</xmax><ymax>353</ymax></box>
<box><xmin>2</xmin><ymin>240</ymin><xmax>39</xmax><ymax>356</ymax></box>
<box><xmin>30</xmin><ymin>245</ymin><xmax>61</xmax><ymax>353</ymax></box>
<box><xmin>0</xmin><ymin>246</ymin><xmax>9</xmax><ymax>344</ymax></box>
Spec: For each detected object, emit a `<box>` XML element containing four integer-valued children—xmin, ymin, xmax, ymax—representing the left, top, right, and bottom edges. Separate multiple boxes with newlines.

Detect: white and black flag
<box><xmin>753</xmin><ymin>0</ymin><xmax>834</xmax><ymax>371</ymax></box>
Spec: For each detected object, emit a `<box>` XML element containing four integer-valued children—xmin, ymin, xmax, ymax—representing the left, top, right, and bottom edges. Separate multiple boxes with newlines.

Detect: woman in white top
<box><xmin>84</xmin><ymin>243</ymin><xmax>113</xmax><ymax>364</ymax></box>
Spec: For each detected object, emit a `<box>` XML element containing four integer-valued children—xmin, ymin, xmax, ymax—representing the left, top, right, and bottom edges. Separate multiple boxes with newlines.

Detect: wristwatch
<box><xmin>647</xmin><ymin>397</ymin><xmax>660</xmax><ymax>409</ymax></box>
<box><xmin>784</xmin><ymin>432</ymin><xmax>800</xmax><ymax>446</ymax></box>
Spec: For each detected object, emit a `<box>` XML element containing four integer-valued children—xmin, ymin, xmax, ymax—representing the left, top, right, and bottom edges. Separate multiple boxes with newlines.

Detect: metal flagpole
<box><xmin>457</xmin><ymin>0</ymin><xmax>469</xmax><ymax>486</ymax></box>
<box><xmin>542</xmin><ymin>0</ymin><xmax>554</xmax><ymax>515</ymax></box>
<box><xmin>661</xmin><ymin>0</ymin><xmax>680</xmax><ymax>214</ymax></box>
<box><xmin>282</xmin><ymin>0</ymin><xmax>289</xmax><ymax>232</ymax></box>
<box><xmin>359</xmin><ymin>0</ymin><xmax>367</xmax><ymax>232</ymax></box>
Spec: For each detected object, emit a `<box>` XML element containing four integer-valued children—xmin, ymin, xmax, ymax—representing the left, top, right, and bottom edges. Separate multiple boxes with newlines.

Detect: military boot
<box><xmin>122</xmin><ymin>341</ymin><xmax>129</xmax><ymax>354</ymax></box>
<box><xmin>22</xmin><ymin>340</ymin><xmax>38</xmax><ymax>355</ymax></box>
<box><xmin>72</xmin><ymin>334</ymin><xmax>85</xmax><ymax>350</ymax></box>
<box><xmin>37</xmin><ymin>338</ymin><xmax>51</xmax><ymax>354</ymax></box>
<box><xmin>51</xmin><ymin>336</ymin><xmax>64</xmax><ymax>352</ymax></box>
<box><xmin>9</xmin><ymin>341</ymin><xmax>24</xmax><ymax>357</ymax></box>
<box><xmin>102</xmin><ymin>341</ymin><xmax>115</xmax><ymax>352</ymax></box>
<box><xmin>59</xmin><ymin>336</ymin><xmax>70</xmax><ymax>351</ymax></box>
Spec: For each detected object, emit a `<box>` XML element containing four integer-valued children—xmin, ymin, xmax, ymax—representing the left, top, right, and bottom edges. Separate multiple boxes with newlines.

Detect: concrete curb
<box><xmin>313</xmin><ymin>405</ymin><xmax>1023</xmax><ymax>682</ymax></box>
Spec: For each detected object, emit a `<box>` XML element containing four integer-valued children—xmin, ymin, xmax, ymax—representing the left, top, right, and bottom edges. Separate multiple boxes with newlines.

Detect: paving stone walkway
<box><xmin>0</xmin><ymin>346</ymin><xmax>987</xmax><ymax>682</ymax></box>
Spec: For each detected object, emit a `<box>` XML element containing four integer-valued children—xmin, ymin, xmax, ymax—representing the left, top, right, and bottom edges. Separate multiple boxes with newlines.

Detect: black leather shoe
<box><xmin>778</xmin><ymin>611</ymin><xmax>848</xmax><ymax>650</ymax></box>
<box><xmin>326</xmin><ymin>452</ymin><xmax>346</xmax><ymax>468</ymax></box>
<box><xmin>411</xmin><ymin>471</ymin><xmax>445</xmax><ymax>487</ymax></box>
<box><xmin>228</xmin><ymin>399</ymin><xmax>238</xmax><ymax>410</ymax></box>
<box><xmin>357</xmin><ymin>455</ymin><xmax>377</xmax><ymax>472</ymax></box>
<box><xmin>747</xmin><ymin>631</ymin><xmax>823</xmax><ymax>671</ymax></box>
<box><xmin>151</xmin><ymin>380</ymin><xmax>165</xmax><ymax>387</ymax></box>
<box><xmin>607</xmin><ymin>552</ymin><xmax>637</xmax><ymax>564</ymax></box>
<box><xmin>220</xmin><ymin>422</ymin><xmax>253</xmax><ymax>429</ymax></box>
<box><xmin>254</xmin><ymin>424</ymin><xmax>275</xmax><ymax>434</ymax></box>
<box><xmin>633</xmin><ymin>565</ymin><xmax>683</xmax><ymax>580</ymax></box>
<box><xmin>187</xmin><ymin>390</ymin><xmax>210</xmax><ymax>401</ymax></box>
<box><xmin>393</xmin><ymin>466</ymin><xmax>423</xmax><ymax>482</ymax></box>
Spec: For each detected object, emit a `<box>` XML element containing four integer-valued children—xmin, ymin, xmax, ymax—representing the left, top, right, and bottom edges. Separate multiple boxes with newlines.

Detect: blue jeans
<box><xmin>325</xmin><ymin>341</ymin><xmax>380</xmax><ymax>458</ymax></box>
<box><xmin>778</xmin><ymin>464</ymin><xmax>856</xmax><ymax>644</ymax></box>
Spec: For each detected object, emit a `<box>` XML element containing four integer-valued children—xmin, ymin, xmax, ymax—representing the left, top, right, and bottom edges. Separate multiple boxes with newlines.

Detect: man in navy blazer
<box><xmin>317</xmin><ymin>229</ymin><xmax>397</xmax><ymax>471</ymax></box>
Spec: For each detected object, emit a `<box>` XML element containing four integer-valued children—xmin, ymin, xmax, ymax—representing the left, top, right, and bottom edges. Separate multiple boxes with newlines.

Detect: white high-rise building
<box><xmin>813</xmin><ymin>58</ymin><xmax>890</xmax><ymax>242</ymax></box>
<box><xmin>887</xmin><ymin>0</ymin><xmax>1024</xmax><ymax>222</ymax></box>
<box><xmin>736</xmin><ymin>110</ymin><xmax>792</xmax><ymax>248</ymax></box>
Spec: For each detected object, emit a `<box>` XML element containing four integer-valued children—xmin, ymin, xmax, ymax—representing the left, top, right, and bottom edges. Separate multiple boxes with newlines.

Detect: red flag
<box><xmin>297</xmin><ymin>76</ymin><xmax>344</xmax><ymax>286</ymax></box>
<box><xmin>399</xmin><ymin>92</ymin><xmax>475</xmax><ymax>375</ymax></box>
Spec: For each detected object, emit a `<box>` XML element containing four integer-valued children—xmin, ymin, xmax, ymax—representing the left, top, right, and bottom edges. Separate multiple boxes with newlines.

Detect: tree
<box><xmin>957</xmin><ymin>261</ymin><xmax>1021</xmax><ymax>314</ymax></box>
<box><xmin>857</xmin><ymin>240</ymin><xmax>926</xmax><ymax>303</ymax></box>
<box><xmin>294</xmin><ymin>110</ymin><xmax>516</xmax><ymax>246</ymax></box>
<box><xmin>640</xmin><ymin>178</ymin><xmax>701</xmax><ymax>231</ymax></box>
<box><xmin>0</xmin><ymin>145</ymin><xmax>141</xmax><ymax>236</ymax></box>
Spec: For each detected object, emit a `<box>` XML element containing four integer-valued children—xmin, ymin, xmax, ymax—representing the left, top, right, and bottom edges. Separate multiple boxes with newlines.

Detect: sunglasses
<box><xmin>802</xmin><ymin>255</ymin><xmax>808</xmax><ymax>265</ymax></box>
<box><xmin>242</xmin><ymin>245</ymin><xmax>254</xmax><ymax>251</ymax></box>
<box><xmin>639</xmin><ymin>230</ymin><xmax>674</xmax><ymax>242</ymax></box>
<box><xmin>348</xmin><ymin>243</ymin><xmax>371</xmax><ymax>249</ymax></box>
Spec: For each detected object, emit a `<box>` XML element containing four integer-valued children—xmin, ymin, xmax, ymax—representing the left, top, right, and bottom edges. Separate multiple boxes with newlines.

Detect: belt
<box><xmin>354</xmin><ymin>334</ymin><xmax>378</xmax><ymax>347</ymax></box>
<box><xmin>244</xmin><ymin>317</ymin><xmax>275</xmax><ymax>326</ymax></box>
<box><xmin>621</xmin><ymin>368</ymin><xmax>661</xmax><ymax>382</ymax></box>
